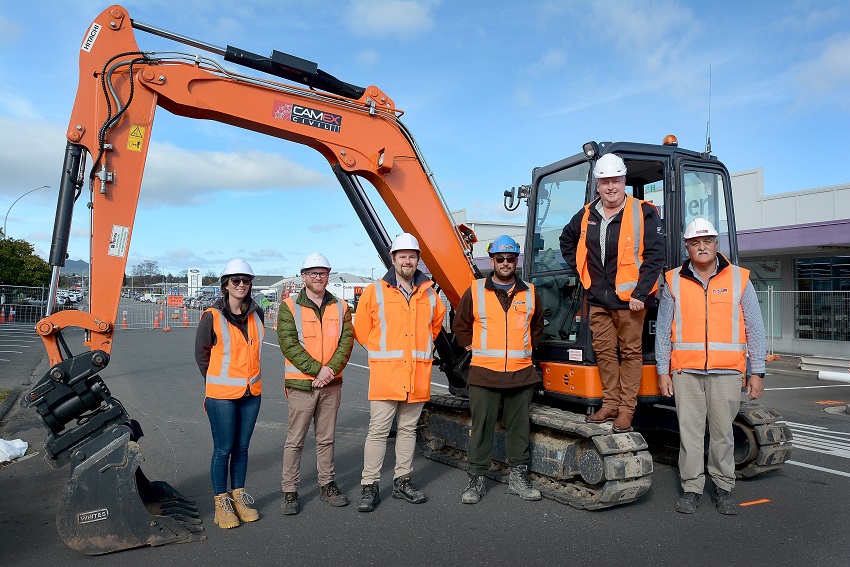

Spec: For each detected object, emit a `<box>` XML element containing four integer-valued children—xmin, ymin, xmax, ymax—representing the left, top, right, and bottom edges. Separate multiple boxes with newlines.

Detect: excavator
<box><xmin>24</xmin><ymin>5</ymin><xmax>792</xmax><ymax>555</ymax></box>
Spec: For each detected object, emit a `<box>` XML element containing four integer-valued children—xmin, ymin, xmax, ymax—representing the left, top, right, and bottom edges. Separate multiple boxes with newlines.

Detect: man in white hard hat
<box><xmin>277</xmin><ymin>252</ymin><xmax>354</xmax><ymax>515</ymax></box>
<box><xmin>560</xmin><ymin>153</ymin><xmax>665</xmax><ymax>433</ymax></box>
<box><xmin>353</xmin><ymin>232</ymin><xmax>446</xmax><ymax>512</ymax></box>
<box><xmin>655</xmin><ymin>218</ymin><xmax>766</xmax><ymax>515</ymax></box>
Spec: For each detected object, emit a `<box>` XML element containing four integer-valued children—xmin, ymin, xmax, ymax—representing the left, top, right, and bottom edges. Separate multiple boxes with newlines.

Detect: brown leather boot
<box><xmin>214</xmin><ymin>493</ymin><xmax>240</xmax><ymax>529</ymax></box>
<box><xmin>231</xmin><ymin>488</ymin><xmax>259</xmax><ymax>522</ymax></box>
<box><xmin>586</xmin><ymin>407</ymin><xmax>619</xmax><ymax>423</ymax></box>
<box><xmin>612</xmin><ymin>412</ymin><xmax>634</xmax><ymax>432</ymax></box>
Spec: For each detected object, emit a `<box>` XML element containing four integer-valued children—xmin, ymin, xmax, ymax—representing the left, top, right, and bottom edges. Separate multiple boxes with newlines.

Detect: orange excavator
<box><xmin>25</xmin><ymin>5</ymin><xmax>791</xmax><ymax>555</ymax></box>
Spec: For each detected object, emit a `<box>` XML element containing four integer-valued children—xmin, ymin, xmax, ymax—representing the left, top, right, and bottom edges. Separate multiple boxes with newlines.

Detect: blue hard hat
<box><xmin>488</xmin><ymin>235</ymin><xmax>520</xmax><ymax>256</ymax></box>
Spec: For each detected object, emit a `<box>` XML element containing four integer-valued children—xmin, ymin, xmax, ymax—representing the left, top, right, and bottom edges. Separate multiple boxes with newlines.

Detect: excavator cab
<box><xmin>524</xmin><ymin>137</ymin><xmax>739</xmax><ymax>407</ymax></box>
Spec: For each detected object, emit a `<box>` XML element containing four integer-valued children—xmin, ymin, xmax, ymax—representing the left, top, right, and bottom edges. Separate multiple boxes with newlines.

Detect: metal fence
<box><xmin>756</xmin><ymin>289</ymin><xmax>850</xmax><ymax>357</ymax></box>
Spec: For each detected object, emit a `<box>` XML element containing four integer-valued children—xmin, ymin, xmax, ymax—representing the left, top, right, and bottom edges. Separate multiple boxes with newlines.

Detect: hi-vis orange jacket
<box><xmin>470</xmin><ymin>279</ymin><xmax>535</xmax><ymax>372</ymax></box>
<box><xmin>353</xmin><ymin>270</ymin><xmax>446</xmax><ymax>402</ymax></box>
<box><xmin>282</xmin><ymin>295</ymin><xmax>347</xmax><ymax>381</ymax></box>
<box><xmin>575</xmin><ymin>195</ymin><xmax>658</xmax><ymax>301</ymax></box>
<box><xmin>666</xmin><ymin>262</ymin><xmax>750</xmax><ymax>374</ymax></box>
<box><xmin>204</xmin><ymin>308</ymin><xmax>264</xmax><ymax>399</ymax></box>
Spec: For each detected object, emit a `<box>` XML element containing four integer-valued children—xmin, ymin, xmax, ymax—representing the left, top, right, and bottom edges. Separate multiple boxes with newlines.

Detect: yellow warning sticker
<box><xmin>127</xmin><ymin>125</ymin><xmax>145</xmax><ymax>152</ymax></box>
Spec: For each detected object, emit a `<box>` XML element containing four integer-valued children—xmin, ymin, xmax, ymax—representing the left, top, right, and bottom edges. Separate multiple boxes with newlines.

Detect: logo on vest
<box><xmin>588</xmin><ymin>220</ymin><xmax>598</xmax><ymax>226</ymax></box>
<box><xmin>712</xmin><ymin>288</ymin><xmax>729</xmax><ymax>294</ymax></box>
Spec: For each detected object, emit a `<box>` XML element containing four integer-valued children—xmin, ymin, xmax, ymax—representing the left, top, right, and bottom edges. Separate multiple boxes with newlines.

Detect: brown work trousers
<box><xmin>280</xmin><ymin>383</ymin><xmax>342</xmax><ymax>492</ymax></box>
<box><xmin>589</xmin><ymin>305</ymin><xmax>646</xmax><ymax>415</ymax></box>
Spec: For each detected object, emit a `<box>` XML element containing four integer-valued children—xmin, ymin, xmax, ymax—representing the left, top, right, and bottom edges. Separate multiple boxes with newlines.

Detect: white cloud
<box><xmin>140</xmin><ymin>142</ymin><xmax>332</xmax><ymax>205</ymax></box>
<box><xmin>792</xmin><ymin>34</ymin><xmax>850</xmax><ymax>108</ymax></box>
<box><xmin>345</xmin><ymin>0</ymin><xmax>438</xmax><ymax>39</ymax></box>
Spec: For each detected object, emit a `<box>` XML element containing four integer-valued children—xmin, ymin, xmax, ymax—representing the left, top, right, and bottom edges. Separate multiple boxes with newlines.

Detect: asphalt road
<box><xmin>1</xmin><ymin>327</ymin><xmax>849</xmax><ymax>566</ymax></box>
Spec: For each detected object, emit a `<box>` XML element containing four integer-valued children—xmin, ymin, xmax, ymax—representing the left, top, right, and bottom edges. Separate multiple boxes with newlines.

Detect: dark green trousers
<box><xmin>467</xmin><ymin>384</ymin><xmax>534</xmax><ymax>476</ymax></box>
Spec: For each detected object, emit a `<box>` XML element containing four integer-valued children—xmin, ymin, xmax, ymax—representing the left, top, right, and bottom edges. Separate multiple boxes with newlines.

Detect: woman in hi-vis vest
<box><xmin>195</xmin><ymin>259</ymin><xmax>265</xmax><ymax>529</ymax></box>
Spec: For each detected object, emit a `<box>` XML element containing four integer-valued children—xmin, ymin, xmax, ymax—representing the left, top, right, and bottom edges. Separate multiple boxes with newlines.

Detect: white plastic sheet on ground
<box><xmin>0</xmin><ymin>438</ymin><xmax>28</xmax><ymax>462</ymax></box>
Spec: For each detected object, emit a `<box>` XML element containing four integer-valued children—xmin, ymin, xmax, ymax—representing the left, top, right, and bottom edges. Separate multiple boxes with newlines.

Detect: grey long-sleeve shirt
<box><xmin>655</xmin><ymin>259</ymin><xmax>766</xmax><ymax>376</ymax></box>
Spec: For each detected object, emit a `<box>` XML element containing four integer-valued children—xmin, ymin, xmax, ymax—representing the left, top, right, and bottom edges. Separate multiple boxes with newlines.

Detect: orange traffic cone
<box><xmin>121</xmin><ymin>311</ymin><xmax>128</xmax><ymax>329</ymax></box>
<box><xmin>8</xmin><ymin>308</ymin><xmax>14</xmax><ymax>323</ymax></box>
<box><xmin>0</xmin><ymin>307</ymin><xmax>5</xmax><ymax>324</ymax></box>
<box><xmin>183</xmin><ymin>309</ymin><xmax>189</xmax><ymax>327</ymax></box>
<box><xmin>153</xmin><ymin>311</ymin><xmax>160</xmax><ymax>329</ymax></box>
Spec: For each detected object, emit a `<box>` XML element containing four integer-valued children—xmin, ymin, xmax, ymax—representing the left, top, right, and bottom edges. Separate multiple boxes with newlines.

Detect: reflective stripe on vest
<box><xmin>668</xmin><ymin>264</ymin><xmax>748</xmax><ymax>373</ymax></box>
<box><xmin>205</xmin><ymin>309</ymin><xmax>264</xmax><ymax>393</ymax></box>
<box><xmin>470</xmin><ymin>279</ymin><xmax>534</xmax><ymax>371</ymax></box>
<box><xmin>576</xmin><ymin>195</ymin><xmax>656</xmax><ymax>301</ymax></box>
<box><xmin>367</xmin><ymin>283</ymin><xmax>437</xmax><ymax>361</ymax></box>
<box><xmin>284</xmin><ymin>298</ymin><xmax>345</xmax><ymax>377</ymax></box>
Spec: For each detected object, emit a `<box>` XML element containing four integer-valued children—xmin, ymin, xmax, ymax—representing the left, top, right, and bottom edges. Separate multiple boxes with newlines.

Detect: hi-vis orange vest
<box><xmin>353</xmin><ymin>280</ymin><xmax>446</xmax><ymax>403</ymax></box>
<box><xmin>666</xmin><ymin>263</ymin><xmax>750</xmax><ymax>374</ymax></box>
<box><xmin>470</xmin><ymin>279</ymin><xmax>535</xmax><ymax>372</ymax></box>
<box><xmin>283</xmin><ymin>296</ymin><xmax>346</xmax><ymax>380</ymax></box>
<box><xmin>575</xmin><ymin>195</ymin><xmax>657</xmax><ymax>301</ymax></box>
<box><xmin>204</xmin><ymin>308</ymin><xmax>264</xmax><ymax>399</ymax></box>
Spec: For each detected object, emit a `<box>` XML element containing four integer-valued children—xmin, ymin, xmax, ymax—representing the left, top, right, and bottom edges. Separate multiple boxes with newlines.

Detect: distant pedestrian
<box><xmin>452</xmin><ymin>235</ymin><xmax>544</xmax><ymax>504</ymax></box>
<box><xmin>559</xmin><ymin>153</ymin><xmax>665</xmax><ymax>433</ymax></box>
<box><xmin>655</xmin><ymin>219</ymin><xmax>766</xmax><ymax>515</ymax></box>
<box><xmin>195</xmin><ymin>259</ymin><xmax>264</xmax><ymax>529</ymax></box>
<box><xmin>277</xmin><ymin>253</ymin><xmax>354</xmax><ymax>515</ymax></box>
<box><xmin>353</xmin><ymin>233</ymin><xmax>446</xmax><ymax>512</ymax></box>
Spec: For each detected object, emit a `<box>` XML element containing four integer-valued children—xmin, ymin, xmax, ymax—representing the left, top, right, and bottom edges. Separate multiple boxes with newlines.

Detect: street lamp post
<box><xmin>3</xmin><ymin>185</ymin><xmax>50</xmax><ymax>239</ymax></box>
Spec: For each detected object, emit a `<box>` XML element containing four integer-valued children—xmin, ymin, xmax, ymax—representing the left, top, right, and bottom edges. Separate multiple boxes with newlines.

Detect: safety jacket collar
<box><xmin>679</xmin><ymin>253</ymin><xmax>731</xmax><ymax>285</ymax></box>
<box><xmin>483</xmin><ymin>273</ymin><xmax>529</xmax><ymax>293</ymax></box>
<box><xmin>381</xmin><ymin>267</ymin><xmax>432</xmax><ymax>290</ymax></box>
<box><xmin>294</xmin><ymin>287</ymin><xmax>337</xmax><ymax>310</ymax></box>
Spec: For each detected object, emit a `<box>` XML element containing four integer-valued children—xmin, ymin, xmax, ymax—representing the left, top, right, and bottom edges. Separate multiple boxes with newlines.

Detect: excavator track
<box><xmin>419</xmin><ymin>393</ymin><xmax>653</xmax><ymax>510</ymax></box>
<box><xmin>732</xmin><ymin>403</ymin><xmax>793</xmax><ymax>478</ymax></box>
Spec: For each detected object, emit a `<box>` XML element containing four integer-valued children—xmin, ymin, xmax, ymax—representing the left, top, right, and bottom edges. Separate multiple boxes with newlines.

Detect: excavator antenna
<box><xmin>704</xmin><ymin>63</ymin><xmax>712</xmax><ymax>157</ymax></box>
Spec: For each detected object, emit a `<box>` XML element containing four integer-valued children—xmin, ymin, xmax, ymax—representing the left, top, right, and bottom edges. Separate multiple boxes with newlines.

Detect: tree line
<box><xmin>0</xmin><ymin>238</ymin><xmax>218</xmax><ymax>287</ymax></box>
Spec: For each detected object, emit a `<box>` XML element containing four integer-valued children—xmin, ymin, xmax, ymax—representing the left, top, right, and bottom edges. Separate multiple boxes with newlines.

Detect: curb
<box><xmin>0</xmin><ymin>356</ymin><xmax>50</xmax><ymax>426</ymax></box>
<box><xmin>766</xmin><ymin>367</ymin><xmax>818</xmax><ymax>378</ymax></box>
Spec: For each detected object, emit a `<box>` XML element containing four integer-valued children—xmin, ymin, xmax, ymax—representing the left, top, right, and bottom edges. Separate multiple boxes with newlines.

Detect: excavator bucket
<box><xmin>23</xmin><ymin>353</ymin><xmax>205</xmax><ymax>554</ymax></box>
<box><xmin>56</xmin><ymin>424</ymin><xmax>204</xmax><ymax>555</ymax></box>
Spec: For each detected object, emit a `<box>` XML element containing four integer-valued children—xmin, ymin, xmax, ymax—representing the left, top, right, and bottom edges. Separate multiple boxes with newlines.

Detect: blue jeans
<box><xmin>206</xmin><ymin>395</ymin><xmax>261</xmax><ymax>495</ymax></box>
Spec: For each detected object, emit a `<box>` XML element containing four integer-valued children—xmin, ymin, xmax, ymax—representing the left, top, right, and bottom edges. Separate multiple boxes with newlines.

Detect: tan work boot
<box><xmin>214</xmin><ymin>493</ymin><xmax>241</xmax><ymax>529</ymax></box>
<box><xmin>231</xmin><ymin>488</ymin><xmax>260</xmax><ymax>522</ymax></box>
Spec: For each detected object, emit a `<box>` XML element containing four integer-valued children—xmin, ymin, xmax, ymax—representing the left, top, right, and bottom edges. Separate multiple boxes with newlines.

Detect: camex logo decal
<box><xmin>273</xmin><ymin>100</ymin><xmax>342</xmax><ymax>133</ymax></box>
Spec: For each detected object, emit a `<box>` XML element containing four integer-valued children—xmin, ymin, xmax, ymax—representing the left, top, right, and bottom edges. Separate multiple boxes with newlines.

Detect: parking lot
<box><xmin>1</xmin><ymin>325</ymin><xmax>849</xmax><ymax>566</ymax></box>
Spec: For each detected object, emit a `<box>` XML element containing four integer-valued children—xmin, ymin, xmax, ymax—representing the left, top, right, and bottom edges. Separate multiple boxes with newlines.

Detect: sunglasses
<box><xmin>229</xmin><ymin>277</ymin><xmax>252</xmax><ymax>286</ymax></box>
<box><xmin>493</xmin><ymin>255</ymin><xmax>517</xmax><ymax>264</ymax></box>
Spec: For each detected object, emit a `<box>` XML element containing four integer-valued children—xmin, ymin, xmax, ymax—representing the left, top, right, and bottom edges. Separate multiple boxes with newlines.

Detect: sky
<box><xmin>2</xmin><ymin>0</ymin><xmax>850</xmax><ymax>279</ymax></box>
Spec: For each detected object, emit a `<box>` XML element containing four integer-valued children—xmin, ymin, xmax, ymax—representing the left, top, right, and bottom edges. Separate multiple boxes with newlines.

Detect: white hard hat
<box><xmin>390</xmin><ymin>232</ymin><xmax>420</xmax><ymax>253</ymax></box>
<box><xmin>301</xmin><ymin>252</ymin><xmax>332</xmax><ymax>272</ymax></box>
<box><xmin>221</xmin><ymin>258</ymin><xmax>255</xmax><ymax>280</ymax></box>
<box><xmin>683</xmin><ymin>218</ymin><xmax>719</xmax><ymax>240</ymax></box>
<box><xmin>593</xmin><ymin>153</ymin><xmax>627</xmax><ymax>178</ymax></box>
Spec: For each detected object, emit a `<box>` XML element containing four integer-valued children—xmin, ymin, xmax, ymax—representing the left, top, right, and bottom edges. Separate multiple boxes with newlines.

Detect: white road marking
<box><xmin>783</xmin><ymin>421</ymin><xmax>850</xmax><ymax>460</ymax></box>
<box><xmin>766</xmin><ymin>384</ymin><xmax>850</xmax><ymax>391</ymax></box>
<box><xmin>0</xmin><ymin>350</ymin><xmax>23</xmax><ymax>354</ymax></box>
<box><xmin>785</xmin><ymin>460</ymin><xmax>850</xmax><ymax>478</ymax></box>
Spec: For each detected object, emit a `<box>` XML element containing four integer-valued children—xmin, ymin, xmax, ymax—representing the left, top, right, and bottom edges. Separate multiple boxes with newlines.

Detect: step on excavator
<box><xmin>28</xmin><ymin>4</ymin><xmax>791</xmax><ymax>554</ymax></box>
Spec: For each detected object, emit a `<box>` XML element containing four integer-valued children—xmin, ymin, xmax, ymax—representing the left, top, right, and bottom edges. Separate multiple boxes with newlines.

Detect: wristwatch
<box><xmin>752</xmin><ymin>373</ymin><xmax>765</xmax><ymax>378</ymax></box>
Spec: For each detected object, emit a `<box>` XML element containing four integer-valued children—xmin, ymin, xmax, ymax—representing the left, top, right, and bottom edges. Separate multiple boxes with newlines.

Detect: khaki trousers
<box><xmin>280</xmin><ymin>383</ymin><xmax>342</xmax><ymax>492</ymax></box>
<box><xmin>589</xmin><ymin>305</ymin><xmax>646</xmax><ymax>414</ymax></box>
<box><xmin>361</xmin><ymin>400</ymin><xmax>425</xmax><ymax>485</ymax></box>
<box><xmin>673</xmin><ymin>371</ymin><xmax>742</xmax><ymax>493</ymax></box>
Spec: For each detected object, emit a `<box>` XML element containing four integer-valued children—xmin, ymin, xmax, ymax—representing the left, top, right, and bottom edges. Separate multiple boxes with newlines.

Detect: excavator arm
<box><xmin>26</xmin><ymin>5</ymin><xmax>477</xmax><ymax>555</ymax></box>
<box><xmin>41</xmin><ymin>4</ymin><xmax>475</xmax><ymax>367</ymax></box>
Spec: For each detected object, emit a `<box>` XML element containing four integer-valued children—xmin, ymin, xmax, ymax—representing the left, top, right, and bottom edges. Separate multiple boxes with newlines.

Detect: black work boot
<box><xmin>358</xmin><ymin>482</ymin><xmax>380</xmax><ymax>513</ymax></box>
<box><xmin>392</xmin><ymin>475</ymin><xmax>427</xmax><ymax>504</ymax></box>
<box><xmin>507</xmin><ymin>465</ymin><xmax>541</xmax><ymax>501</ymax></box>
<box><xmin>280</xmin><ymin>491</ymin><xmax>299</xmax><ymax>515</ymax></box>
<box><xmin>320</xmin><ymin>480</ymin><xmax>349</xmax><ymax>507</ymax></box>
<box><xmin>461</xmin><ymin>474</ymin><xmax>487</xmax><ymax>504</ymax></box>
<box><xmin>675</xmin><ymin>492</ymin><xmax>702</xmax><ymax>514</ymax></box>
<box><xmin>711</xmin><ymin>486</ymin><xmax>738</xmax><ymax>515</ymax></box>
